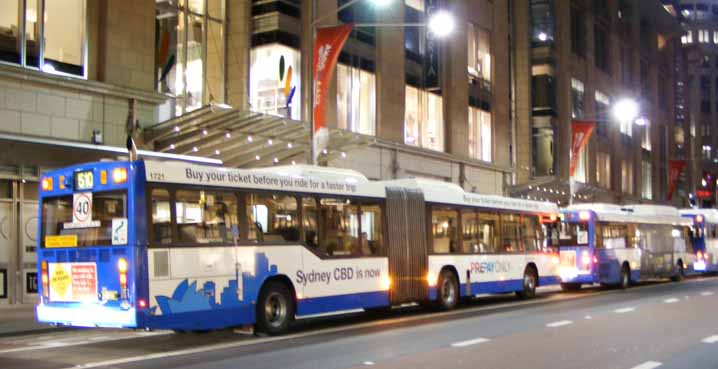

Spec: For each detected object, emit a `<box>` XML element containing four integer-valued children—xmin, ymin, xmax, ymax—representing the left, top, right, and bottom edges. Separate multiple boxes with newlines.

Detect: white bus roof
<box><xmin>680</xmin><ymin>208</ymin><xmax>718</xmax><ymax>224</ymax></box>
<box><xmin>564</xmin><ymin>203</ymin><xmax>691</xmax><ymax>226</ymax></box>
<box><xmin>377</xmin><ymin>178</ymin><xmax>558</xmax><ymax>214</ymax></box>
<box><xmin>144</xmin><ymin>161</ymin><xmax>386</xmax><ymax>198</ymax></box>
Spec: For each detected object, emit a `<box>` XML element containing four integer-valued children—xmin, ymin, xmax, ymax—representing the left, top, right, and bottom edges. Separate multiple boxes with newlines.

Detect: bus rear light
<box><xmin>427</xmin><ymin>272</ymin><xmax>438</xmax><ymax>287</ymax></box>
<box><xmin>578</xmin><ymin>211</ymin><xmax>591</xmax><ymax>221</ymax></box>
<box><xmin>581</xmin><ymin>251</ymin><xmax>591</xmax><ymax>270</ymax></box>
<box><xmin>100</xmin><ymin>170</ymin><xmax>107</xmax><ymax>185</ymax></box>
<box><xmin>381</xmin><ymin>276</ymin><xmax>392</xmax><ymax>290</ymax></box>
<box><xmin>41</xmin><ymin>261</ymin><xmax>49</xmax><ymax>298</ymax></box>
<box><xmin>593</xmin><ymin>256</ymin><xmax>598</xmax><ymax>264</ymax></box>
<box><xmin>696</xmin><ymin>215</ymin><xmax>704</xmax><ymax>223</ymax></box>
<box><xmin>138</xmin><ymin>299</ymin><xmax>147</xmax><ymax>309</ymax></box>
<box><xmin>41</xmin><ymin>177</ymin><xmax>53</xmax><ymax>191</ymax></box>
<box><xmin>117</xmin><ymin>258</ymin><xmax>128</xmax><ymax>273</ymax></box>
<box><xmin>697</xmin><ymin>251</ymin><xmax>704</xmax><ymax>260</ymax></box>
<box><xmin>119</xmin><ymin>273</ymin><xmax>127</xmax><ymax>286</ymax></box>
<box><xmin>113</xmin><ymin>168</ymin><xmax>128</xmax><ymax>184</ymax></box>
<box><xmin>551</xmin><ymin>256</ymin><xmax>560</xmax><ymax>265</ymax></box>
<box><xmin>550</xmin><ymin>213</ymin><xmax>558</xmax><ymax>222</ymax></box>
<box><xmin>118</xmin><ymin>258</ymin><xmax>128</xmax><ymax>299</ymax></box>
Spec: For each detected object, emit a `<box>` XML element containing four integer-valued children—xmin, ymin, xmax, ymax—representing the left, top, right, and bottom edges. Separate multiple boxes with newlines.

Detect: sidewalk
<box><xmin>0</xmin><ymin>304</ymin><xmax>63</xmax><ymax>337</ymax></box>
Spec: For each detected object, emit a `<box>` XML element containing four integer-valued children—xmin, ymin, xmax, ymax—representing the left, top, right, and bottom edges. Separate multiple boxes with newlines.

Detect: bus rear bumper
<box><xmin>36</xmin><ymin>304</ymin><xmax>137</xmax><ymax>328</ymax></box>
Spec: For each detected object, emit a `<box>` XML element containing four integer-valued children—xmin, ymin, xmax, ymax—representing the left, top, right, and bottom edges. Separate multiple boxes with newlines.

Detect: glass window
<box><xmin>478</xmin><ymin>212</ymin><xmax>499</xmax><ymax>253</ymax></box>
<box><xmin>43</xmin><ymin>0</ymin><xmax>85</xmax><ymax>76</ymax></box>
<box><xmin>184</xmin><ymin>13</ymin><xmax>205</xmax><ymax>112</ymax></box>
<box><xmin>641</xmin><ymin>161</ymin><xmax>652</xmax><ymax>200</ymax></box>
<box><xmin>500</xmin><ymin>214</ymin><xmax>524</xmax><ymax>252</ymax></box>
<box><xmin>572</xmin><ymin>144</ymin><xmax>588</xmax><ymax>184</ymax></box>
<box><xmin>405</xmin><ymin>0</ymin><xmax>424</xmax><ymax>11</ymax></box>
<box><xmin>318</xmin><ymin>198</ymin><xmax>360</xmax><ymax>256</ymax></box>
<box><xmin>405</xmin><ymin>85</ymin><xmax>444</xmax><ymax>151</ymax></box>
<box><xmin>176</xmin><ymin>190</ymin><xmax>238</xmax><ymax>244</ymax></box>
<box><xmin>432</xmin><ymin>207</ymin><xmax>458</xmax><ymax>253</ymax></box>
<box><xmin>151</xmin><ymin>189</ymin><xmax>172</xmax><ymax>245</ymax></box>
<box><xmin>360</xmin><ymin>203</ymin><xmax>383</xmax><ymax>256</ymax></box>
<box><xmin>641</xmin><ymin>120</ymin><xmax>651</xmax><ymax>151</ymax></box>
<box><xmin>337</xmin><ymin>64</ymin><xmax>376</xmax><ymax>135</ymax></box>
<box><xmin>461</xmin><ymin>209</ymin><xmax>479</xmax><ymax>253</ymax></box>
<box><xmin>468</xmin><ymin>107</ymin><xmax>492</xmax><ymax>162</ymax></box>
<box><xmin>467</xmin><ymin>23</ymin><xmax>491</xmax><ymax>82</ymax></box>
<box><xmin>530</xmin><ymin>0</ymin><xmax>555</xmax><ymax>45</ymax></box>
<box><xmin>41</xmin><ymin>191</ymin><xmax>127</xmax><ymax>247</ymax></box>
<box><xmin>595</xmin><ymin>91</ymin><xmax>610</xmax><ymax>136</ymax></box>
<box><xmin>559</xmin><ymin>221</ymin><xmax>589</xmax><ymax>246</ymax></box>
<box><xmin>621</xmin><ymin>160</ymin><xmax>634</xmax><ymax>194</ymax></box>
<box><xmin>570</xmin><ymin>6</ymin><xmax>585</xmax><ymax>56</ymax></box>
<box><xmin>596</xmin><ymin>151</ymin><xmax>611</xmax><ymax>189</ymax></box>
<box><xmin>523</xmin><ymin>215</ymin><xmax>541</xmax><ymax>252</ymax></box>
<box><xmin>250</xmin><ymin>44</ymin><xmax>301</xmax><ymax>120</ymax></box>
<box><xmin>247</xmin><ymin>193</ymin><xmax>299</xmax><ymax>243</ymax></box>
<box><xmin>0</xmin><ymin>0</ymin><xmax>20</xmax><ymax>64</ymax></box>
<box><xmin>571</xmin><ymin>78</ymin><xmax>584</xmax><ymax>119</ymax></box>
<box><xmin>302</xmin><ymin>197</ymin><xmax>319</xmax><ymax>248</ymax></box>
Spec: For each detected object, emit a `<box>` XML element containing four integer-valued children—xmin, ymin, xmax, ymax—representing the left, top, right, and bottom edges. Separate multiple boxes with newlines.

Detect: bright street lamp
<box><xmin>427</xmin><ymin>10</ymin><xmax>455</xmax><ymax>37</ymax></box>
<box><xmin>612</xmin><ymin>98</ymin><xmax>639</xmax><ymax>123</ymax></box>
<box><xmin>369</xmin><ymin>0</ymin><xmax>393</xmax><ymax>6</ymax></box>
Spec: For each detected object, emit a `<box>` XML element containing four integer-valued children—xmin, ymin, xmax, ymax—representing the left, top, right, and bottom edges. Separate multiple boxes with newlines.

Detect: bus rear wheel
<box><xmin>437</xmin><ymin>270</ymin><xmax>459</xmax><ymax>310</ymax></box>
<box><xmin>560</xmin><ymin>283</ymin><xmax>581</xmax><ymax>291</ymax></box>
<box><xmin>619</xmin><ymin>265</ymin><xmax>631</xmax><ymax>289</ymax></box>
<box><xmin>256</xmin><ymin>281</ymin><xmax>294</xmax><ymax>335</ymax></box>
<box><xmin>671</xmin><ymin>261</ymin><xmax>685</xmax><ymax>282</ymax></box>
<box><xmin>517</xmin><ymin>268</ymin><xmax>538</xmax><ymax>299</ymax></box>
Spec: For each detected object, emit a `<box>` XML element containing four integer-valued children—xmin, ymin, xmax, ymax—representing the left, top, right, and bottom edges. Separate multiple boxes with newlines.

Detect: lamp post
<box><xmin>568</xmin><ymin>97</ymin><xmax>640</xmax><ymax>205</ymax></box>
<box><xmin>308</xmin><ymin>0</ymin><xmax>454</xmax><ymax>165</ymax></box>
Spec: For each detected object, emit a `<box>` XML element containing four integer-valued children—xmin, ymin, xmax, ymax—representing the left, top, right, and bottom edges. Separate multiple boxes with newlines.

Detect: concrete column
<box><xmin>226</xmin><ymin>0</ymin><xmax>252</xmax><ymax>110</ymax></box>
<box><xmin>555</xmin><ymin>2</ymin><xmax>572</xmax><ymax>181</ymax></box>
<box><xmin>375</xmin><ymin>3</ymin><xmax>405</xmax><ymax>143</ymax></box>
<box><xmin>512</xmin><ymin>0</ymin><xmax>533</xmax><ymax>183</ymax></box>
<box><xmin>492</xmin><ymin>1</ymin><xmax>511</xmax><ymax>168</ymax></box>
<box><xmin>442</xmin><ymin>1</ymin><xmax>469</xmax><ymax>157</ymax></box>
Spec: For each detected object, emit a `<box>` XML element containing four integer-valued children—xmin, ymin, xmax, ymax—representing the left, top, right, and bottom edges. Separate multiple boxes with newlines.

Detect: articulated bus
<box><xmin>36</xmin><ymin>160</ymin><xmax>560</xmax><ymax>334</ymax></box>
<box><xmin>558</xmin><ymin>204</ymin><xmax>696</xmax><ymax>290</ymax></box>
<box><xmin>680</xmin><ymin>208</ymin><xmax>718</xmax><ymax>273</ymax></box>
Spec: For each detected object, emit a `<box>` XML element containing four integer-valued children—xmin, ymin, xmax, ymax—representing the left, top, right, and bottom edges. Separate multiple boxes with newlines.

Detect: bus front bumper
<box><xmin>36</xmin><ymin>303</ymin><xmax>137</xmax><ymax>328</ymax></box>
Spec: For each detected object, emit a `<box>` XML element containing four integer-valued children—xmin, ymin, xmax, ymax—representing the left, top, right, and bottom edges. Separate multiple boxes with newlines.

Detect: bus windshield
<box><xmin>41</xmin><ymin>190</ymin><xmax>128</xmax><ymax>247</ymax></box>
<box><xmin>558</xmin><ymin>221</ymin><xmax>589</xmax><ymax>247</ymax></box>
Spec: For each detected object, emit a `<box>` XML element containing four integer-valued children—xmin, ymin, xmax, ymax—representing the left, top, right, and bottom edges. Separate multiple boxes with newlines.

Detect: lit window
<box><xmin>596</xmin><ymin>152</ymin><xmax>611</xmax><ymax>189</ymax></box>
<box><xmin>571</xmin><ymin>78</ymin><xmax>585</xmax><ymax>119</ymax></box>
<box><xmin>404</xmin><ymin>86</ymin><xmax>444</xmax><ymax>151</ymax></box>
<box><xmin>641</xmin><ymin>119</ymin><xmax>651</xmax><ymax>151</ymax></box>
<box><xmin>250</xmin><ymin>44</ymin><xmax>301</xmax><ymax>120</ymax></box>
<box><xmin>714</xmin><ymin>30</ymin><xmax>718</xmax><ymax>44</ymax></box>
<box><xmin>467</xmin><ymin>23</ymin><xmax>491</xmax><ymax>83</ymax></box>
<box><xmin>620</xmin><ymin>118</ymin><xmax>633</xmax><ymax>137</ymax></box>
<box><xmin>468</xmin><ymin>107</ymin><xmax>492</xmax><ymax>162</ymax></box>
<box><xmin>572</xmin><ymin>144</ymin><xmax>588</xmax><ymax>184</ymax></box>
<box><xmin>405</xmin><ymin>0</ymin><xmax>424</xmax><ymax>11</ymax></box>
<box><xmin>641</xmin><ymin>161</ymin><xmax>652</xmax><ymax>200</ymax></box>
<box><xmin>337</xmin><ymin>64</ymin><xmax>376</xmax><ymax>136</ymax></box>
<box><xmin>621</xmin><ymin>160</ymin><xmax>634</xmax><ymax>194</ymax></box>
<box><xmin>687</xmin><ymin>30</ymin><xmax>693</xmax><ymax>43</ymax></box>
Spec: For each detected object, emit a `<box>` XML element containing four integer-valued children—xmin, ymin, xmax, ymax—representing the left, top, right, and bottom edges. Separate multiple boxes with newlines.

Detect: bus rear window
<box><xmin>41</xmin><ymin>190</ymin><xmax>127</xmax><ymax>247</ymax></box>
<box><xmin>559</xmin><ymin>221</ymin><xmax>589</xmax><ymax>246</ymax></box>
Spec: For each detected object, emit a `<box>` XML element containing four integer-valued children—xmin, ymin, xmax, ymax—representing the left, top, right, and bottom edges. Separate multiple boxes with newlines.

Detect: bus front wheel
<box><xmin>256</xmin><ymin>281</ymin><xmax>295</xmax><ymax>335</ymax></box>
<box><xmin>437</xmin><ymin>270</ymin><xmax>459</xmax><ymax>310</ymax></box>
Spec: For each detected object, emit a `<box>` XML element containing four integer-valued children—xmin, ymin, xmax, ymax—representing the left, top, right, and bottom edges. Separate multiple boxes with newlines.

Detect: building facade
<box><xmin>511</xmin><ymin>0</ymin><xmax>687</xmax><ymax>206</ymax></box>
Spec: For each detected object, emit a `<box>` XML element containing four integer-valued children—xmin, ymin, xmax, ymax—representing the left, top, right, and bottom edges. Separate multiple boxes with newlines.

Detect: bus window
<box><xmin>176</xmin><ymin>190</ymin><xmax>237</xmax><ymax>244</ymax></box>
<box><xmin>478</xmin><ymin>212</ymin><xmax>499</xmax><ymax>253</ymax></box>
<box><xmin>41</xmin><ymin>190</ymin><xmax>127</xmax><ymax>247</ymax></box>
<box><xmin>150</xmin><ymin>188</ymin><xmax>172</xmax><ymax>245</ymax></box>
<box><xmin>461</xmin><ymin>209</ymin><xmax>479</xmax><ymax>253</ymax></box>
<box><xmin>558</xmin><ymin>221</ymin><xmax>589</xmax><ymax>246</ymax></box>
<box><xmin>522</xmin><ymin>215</ymin><xmax>541</xmax><ymax>252</ymax></box>
<box><xmin>247</xmin><ymin>193</ymin><xmax>299</xmax><ymax>243</ymax></box>
<box><xmin>318</xmin><ymin>198</ymin><xmax>360</xmax><ymax>256</ymax></box>
<box><xmin>432</xmin><ymin>207</ymin><xmax>458</xmax><ymax>254</ymax></box>
<box><xmin>302</xmin><ymin>197</ymin><xmax>319</xmax><ymax>248</ymax></box>
<box><xmin>360</xmin><ymin>203</ymin><xmax>384</xmax><ymax>256</ymax></box>
<box><xmin>501</xmin><ymin>213</ymin><xmax>524</xmax><ymax>252</ymax></box>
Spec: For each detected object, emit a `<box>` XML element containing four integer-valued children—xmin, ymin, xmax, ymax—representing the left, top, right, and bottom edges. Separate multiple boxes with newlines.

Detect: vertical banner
<box><xmin>424</xmin><ymin>0</ymin><xmax>441</xmax><ymax>90</ymax></box>
<box><xmin>313</xmin><ymin>24</ymin><xmax>354</xmax><ymax>163</ymax></box>
<box><xmin>570</xmin><ymin>120</ymin><xmax>595</xmax><ymax>177</ymax></box>
<box><xmin>667</xmin><ymin>159</ymin><xmax>687</xmax><ymax>201</ymax></box>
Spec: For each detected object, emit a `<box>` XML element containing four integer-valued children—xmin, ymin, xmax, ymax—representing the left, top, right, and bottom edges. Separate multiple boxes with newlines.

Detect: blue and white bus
<box><xmin>558</xmin><ymin>204</ymin><xmax>696</xmax><ymax>290</ymax></box>
<box><xmin>36</xmin><ymin>160</ymin><xmax>560</xmax><ymax>334</ymax></box>
<box><xmin>680</xmin><ymin>208</ymin><xmax>718</xmax><ymax>273</ymax></box>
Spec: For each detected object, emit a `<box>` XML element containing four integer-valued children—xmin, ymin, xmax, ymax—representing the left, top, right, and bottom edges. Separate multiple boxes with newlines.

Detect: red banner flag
<box><xmin>667</xmin><ymin>159</ymin><xmax>687</xmax><ymax>201</ymax></box>
<box><xmin>570</xmin><ymin>121</ymin><xmax>595</xmax><ymax>177</ymax></box>
<box><xmin>313</xmin><ymin>24</ymin><xmax>353</xmax><ymax>163</ymax></box>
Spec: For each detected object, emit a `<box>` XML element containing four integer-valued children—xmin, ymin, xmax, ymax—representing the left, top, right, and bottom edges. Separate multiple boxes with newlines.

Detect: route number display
<box><xmin>74</xmin><ymin>170</ymin><xmax>94</xmax><ymax>190</ymax></box>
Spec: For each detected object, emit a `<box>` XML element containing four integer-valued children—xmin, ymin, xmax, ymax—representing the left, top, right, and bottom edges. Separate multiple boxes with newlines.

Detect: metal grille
<box><xmin>385</xmin><ymin>187</ymin><xmax>428</xmax><ymax>304</ymax></box>
<box><xmin>152</xmin><ymin>250</ymin><xmax>170</xmax><ymax>278</ymax></box>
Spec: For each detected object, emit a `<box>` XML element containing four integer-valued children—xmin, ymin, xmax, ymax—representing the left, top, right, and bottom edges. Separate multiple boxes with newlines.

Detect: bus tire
<box><xmin>517</xmin><ymin>267</ymin><xmax>538</xmax><ymax>299</ymax></box>
<box><xmin>437</xmin><ymin>269</ymin><xmax>459</xmax><ymax>310</ymax></box>
<box><xmin>619</xmin><ymin>265</ymin><xmax>631</xmax><ymax>289</ymax></box>
<box><xmin>560</xmin><ymin>283</ymin><xmax>581</xmax><ymax>291</ymax></box>
<box><xmin>671</xmin><ymin>261</ymin><xmax>685</xmax><ymax>282</ymax></box>
<box><xmin>256</xmin><ymin>280</ymin><xmax>294</xmax><ymax>335</ymax></box>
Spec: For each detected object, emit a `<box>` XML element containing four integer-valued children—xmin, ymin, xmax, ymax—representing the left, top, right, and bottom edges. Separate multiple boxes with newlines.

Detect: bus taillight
<box><xmin>697</xmin><ymin>251</ymin><xmax>704</xmax><ymax>260</ymax></box>
<box><xmin>118</xmin><ymin>258</ymin><xmax>128</xmax><ymax>299</ymax></box>
<box><xmin>113</xmin><ymin>168</ymin><xmax>128</xmax><ymax>184</ymax></box>
<box><xmin>581</xmin><ymin>250</ymin><xmax>591</xmax><ymax>270</ymax></box>
<box><xmin>41</xmin><ymin>261</ymin><xmax>49</xmax><ymax>299</ymax></box>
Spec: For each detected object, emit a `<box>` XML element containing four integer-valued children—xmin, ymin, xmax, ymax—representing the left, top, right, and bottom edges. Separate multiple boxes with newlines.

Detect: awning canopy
<box><xmin>143</xmin><ymin>105</ymin><xmax>372</xmax><ymax>168</ymax></box>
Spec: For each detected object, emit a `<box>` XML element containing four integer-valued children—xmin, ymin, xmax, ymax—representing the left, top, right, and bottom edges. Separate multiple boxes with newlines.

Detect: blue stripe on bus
<box><xmin>429</xmin><ymin>276</ymin><xmax>561</xmax><ymax>301</ymax></box>
<box><xmin>142</xmin><ymin>305</ymin><xmax>256</xmax><ymax>331</ymax></box>
<box><xmin>297</xmin><ymin>291</ymin><xmax>389</xmax><ymax>316</ymax></box>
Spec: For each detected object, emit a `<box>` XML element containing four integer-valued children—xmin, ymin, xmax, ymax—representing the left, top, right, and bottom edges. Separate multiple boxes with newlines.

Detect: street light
<box><xmin>427</xmin><ymin>10</ymin><xmax>455</xmax><ymax>37</ymax></box>
<box><xmin>612</xmin><ymin>98</ymin><xmax>639</xmax><ymax>123</ymax></box>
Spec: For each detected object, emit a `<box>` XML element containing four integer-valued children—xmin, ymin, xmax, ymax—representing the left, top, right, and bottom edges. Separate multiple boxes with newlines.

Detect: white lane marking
<box><xmin>546</xmin><ymin>320</ymin><xmax>573</xmax><ymax>328</ymax></box>
<box><xmin>701</xmin><ymin>335</ymin><xmax>718</xmax><ymax>344</ymax></box>
<box><xmin>701</xmin><ymin>291</ymin><xmax>714</xmax><ymax>296</ymax></box>
<box><xmin>362</xmin><ymin>361</ymin><xmax>375</xmax><ymax>366</ymax></box>
<box><xmin>630</xmin><ymin>361</ymin><xmax>662</xmax><ymax>369</ymax></box>
<box><xmin>663</xmin><ymin>298</ymin><xmax>679</xmax><ymax>304</ymax></box>
<box><xmin>0</xmin><ymin>331</ymin><xmax>171</xmax><ymax>354</ymax></box>
<box><xmin>451</xmin><ymin>337</ymin><xmax>491</xmax><ymax>347</ymax></box>
<box><xmin>614</xmin><ymin>307</ymin><xmax>636</xmax><ymax>314</ymax></box>
<box><xmin>584</xmin><ymin>315</ymin><xmax>592</xmax><ymax>320</ymax></box>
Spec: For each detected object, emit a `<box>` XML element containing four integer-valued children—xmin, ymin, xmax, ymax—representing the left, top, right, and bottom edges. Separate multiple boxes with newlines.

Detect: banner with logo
<box><xmin>313</xmin><ymin>24</ymin><xmax>353</xmax><ymax>163</ymax></box>
<box><xmin>667</xmin><ymin>159</ymin><xmax>687</xmax><ymax>201</ymax></box>
<box><xmin>570</xmin><ymin>121</ymin><xmax>595</xmax><ymax>177</ymax></box>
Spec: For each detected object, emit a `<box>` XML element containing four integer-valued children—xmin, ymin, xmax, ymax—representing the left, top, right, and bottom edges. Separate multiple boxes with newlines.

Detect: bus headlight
<box><xmin>381</xmin><ymin>276</ymin><xmax>392</xmax><ymax>290</ymax></box>
<box><xmin>427</xmin><ymin>272</ymin><xmax>438</xmax><ymax>287</ymax></box>
<box><xmin>113</xmin><ymin>168</ymin><xmax>128</xmax><ymax>184</ymax></box>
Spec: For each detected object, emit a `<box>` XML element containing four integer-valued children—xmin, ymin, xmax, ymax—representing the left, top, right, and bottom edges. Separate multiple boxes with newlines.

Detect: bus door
<box><xmin>385</xmin><ymin>187</ymin><xmax>428</xmax><ymax>305</ymax></box>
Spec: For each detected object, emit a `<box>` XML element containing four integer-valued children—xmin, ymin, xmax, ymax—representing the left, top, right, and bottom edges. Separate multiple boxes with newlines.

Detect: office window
<box><xmin>686</xmin><ymin>30</ymin><xmax>693</xmax><ymax>43</ymax></box>
<box><xmin>572</xmin><ymin>145</ymin><xmax>588</xmax><ymax>184</ymax></box>
<box><xmin>596</xmin><ymin>151</ymin><xmax>611</xmax><ymax>189</ymax></box>
<box><xmin>405</xmin><ymin>0</ymin><xmax>424</xmax><ymax>11</ymax></box>
<box><xmin>621</xmin><ymin>160</ymin><xmax>634</xmax><ymax>194</ymax></box>
<box><xmin>530</xmin><ymin>0</ymin><xmax>555</xmax><ymax>45</ymax></box>
<box><xmin>571</xmin><ymin>78</ymin><xmax>585</xmax><ymax>119</ymax></box>
<box><xmin>432</xmin><ymin>207</ymin><xmax>458</xmax><ymax>254</ymax></box>
<box><xmin>570</xmin><ymin>7</ymin><xmax>585</xmax><ymax>57</ymax></box>
<box><xmin>641</xmin><ymin>120</ymin><xmax>652</xmax><ymax>151</ymax></box>
<box><xmin>250</xmin><ymin>44</ymin><xmax>301</xmax><ymax>119</ymax></box>
<box><xmin>405</xmin><ymin>86</ymin><xmax>444</xmax><ymax>151</ymax></box>
<box><xmin>0</xmin><ymin>0</ymin><xmax>85</xmax><ymax>75</ymax></box>
<box><xmin>620</xmin><ymin>45</ymin><xmax>632</xmax><ymax>85</ymax></box>
<box><xmin>595</xmin><ymin>91</ymin><xmax>610</xmax><ymax>136</ymax></box>
<box><xmin>714</xmin><ymin>30</ymin><xmax>718</xmax><ymax>44</ymax></box>
<box><xmin>468</xmin><ymin>107</ymin><xmax>492</xmax><ymax>162</ymax></box>
<box><xmin>157</xmin><ymin>1</ymin><xmax>226</xmax><ymax>116</ymax></box>
<box><xmin>620</xmin><ymin>118</ymin><xmax>633</xmax><ymax>137</ymax></box>
<box><xmin>467</xmin><ymin>23</ymin><xmax>491</xmax><ymax>83</ymax></box>
<box><xmin>641</xmin><ymin>161</ymin><xmax>652</xmax><ymax>200</ymax></box>
<box><xmin>337</xmin><ymin>64</ymin><xmax>376</xmax><ymax>135</ymax></box>
<box><xmin>176</xmin><ymin>190</ymin><xmax>238</xmax><ymax>244</ymax></box>
<box><xmin>595</xmin><ymin>26</ymin><xmax>610</xmax><ymax>73</ymax></box>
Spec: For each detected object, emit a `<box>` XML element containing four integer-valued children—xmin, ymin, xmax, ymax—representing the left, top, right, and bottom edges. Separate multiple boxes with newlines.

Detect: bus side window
<box><xmin>360</xmin><ymin>202</ymin><xmax>384</xmax><ymax>256</ymax></box>
<box><xmin>150</xmin><ymin>188</ymin><xmax>172</xmax><ymax>245</ymax></box>
<box><xmin>247</xmin><ymin>193</ymin><xmax>299</xmax><ymax>243</ymax></box>
<box><xmin>318</xmin><ymin>198</ymin><xmax>360</xmax><ymax>256</ymax></box>
<box><xmin>431</xmin><ymin>206</ymin><xmax>458</xmax><ymax>254</ymax></box>
<box><xmin>302</xmin><ymin>197</ymin><xmax>319</xmax><ymax>248</ymax></box>
<box><xmin>176</xmin><ymin>190</ymin><xmax>238</xmax><ymax>244</ymax></box>
<box><xmin>478</xmin><ymin>212</ymin><xmax>499</xmax><ymax>253</ymax></box>
<box><xmin>461</xmin><ymin>209</ymin><xmax>479</xmax><ymax>253</ymax></box>
<box><xmin>522</xmin><ymin>215</ymin><xmax>540</xmax><ymax>252</ymax></box>
<box><xmin>500</xmin><ymin>213</ymin><xmax>523</xmax><ymax>253</ymax></box>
